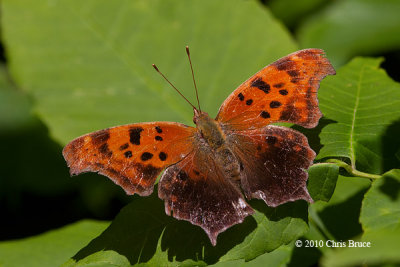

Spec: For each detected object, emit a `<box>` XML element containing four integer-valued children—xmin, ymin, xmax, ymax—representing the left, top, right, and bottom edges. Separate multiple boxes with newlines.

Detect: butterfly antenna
<box><xmin>152</xmin><ymin>64</ymin><xmax>196</xmax><ymax>110</ymax></box>
<box><xmin>186</xmin><ymin>46</ymin><xmax>201</xmax><ymax>112</ymax></box>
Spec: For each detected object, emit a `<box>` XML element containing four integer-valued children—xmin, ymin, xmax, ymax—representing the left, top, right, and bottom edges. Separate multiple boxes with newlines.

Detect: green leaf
<box><xmin>209</xmin><ymin>244</ymin><xmax>293</xmax><ymax>267</ymax></box>
<box><xmin>2</xmin><ymin>0</ymin><xmax>297</xmax><ymax>145</ymax></box>
<box><xmin>219</xmin><ymin>200</ymin><xmax>308</xmax><ymax>262</ymax></box>
<box><xmin>66</xmin><ymin>189</ymin><xmax>308</xmax><ymax>266</ymax></box>
<box><xmin>307</xmin><ymin>163</ymin><xmax>339</xmax><ymax>202</ymax></box>
<box><xmin>298</xmin><ymin>0</ymin><xmax>400</xmax><ymax>66</ymax></box>
<box><xmin>310</xmin><ymin>175</ymin><xmax>371</xmax><ymax>241</ymax></box>
<box><xmin>62</xmin><ymin>251</ymin><xmax>131</xmax><ymax>267</ymax></box>
<box><xmin>0</xmin><ymin>64</ymin><xmax>32</xmax><ymax>131</ymax></box>
<box><xmin>267</xmin><ymin>0</ymin><xmax>327</xmax><ymax>29</ymax></box>
<box><xmin>321</xmin><ymin>228</ymin><xmax>400</xmax><ymax>267</ymax></box>
<box><xmin>317</xmin><ymin>57</ymin><xmax>400</xmax><ymax>174</ymax></box>
<box><xmin>360</xmin><ymin>169</ymin><xmax>400</xmax><ymax>233</ymax></box>
<box><xmin>293</xmin><ymin>175</ymin><xmax>372</xmax><ymax>267</ymax></box>
<box><xmin>0</xmin><ymin>220</ymin><xmax>109</xmax><ymax>267</ymax></box>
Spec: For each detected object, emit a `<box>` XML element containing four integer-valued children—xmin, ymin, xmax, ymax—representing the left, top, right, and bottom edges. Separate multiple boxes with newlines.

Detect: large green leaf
<box><xmin>317</xmin><ymin>57</ymin><xmax>400</xmax><ymax>174</ymax></box>
<box><xmin>64</xmin><ymin>239</ymin><xmax>205</xmax><ymax>267</ymax></box>
<box><xmin>210</xmin><ymin>244</ymin><xmax>293</xmax><ymax>267</ymax></box>
<box><xmin>64</xmin><ymin>188</ymin><xmax>308</xmax><ymax>266</ymax></box>
<box><xmin>307</xmin><ymin>163</ymin><xmax>339</xmax><ymax>202</ymax></box>
<box><xmin>0</xmin><ymin>220</ymin><xmax>109</xmax><ymax>267</ymax></box>
<box><xmin>0</xmin><ymin>65</ymin><xmax>32</xmax><ymax>131</ymax></box>
<box><xmin>297</xmin><ymin>0</ymin><xmax>400</xmax><ymax>66</ymax></box>
<box><xmin>360</xmin><ymin>169</ymin><xmax>400</xmax><ymax>233</ymax></box>
<box><xmin>2</xmin><ymin>1</ymin><xmax>307</xmax><ymax>264</ymax></box>
<box><xmin>63</xmin><ymin>251</ymin><xmax>131</xmax><ymax>267</ymax></box>
<box><xmin>309</xmin><ymin>175</ymin><xmax>371</xmax><ymax>241</ymax></box>
<box><xmin>321</xmin><ymin>228</ymin><xmax>400</xmax><ymax>267</ymax></box>
<box><xmin>267</xmin><ymin>0</ymin><xmax>327</xmax><ymax>29</ymax></box>
<box><xmin>2</xmin><ymin>0</ymin><xmax>297</xmax><ymax>145</ymax></box>
<box><xmin>290</xmin><ymin>175</ymin><xmax>372</xmax><ymax>267</ymax></box>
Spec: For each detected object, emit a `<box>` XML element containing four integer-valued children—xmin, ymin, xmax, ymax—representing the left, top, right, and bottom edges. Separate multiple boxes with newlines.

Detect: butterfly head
<box><xmin>193</xmin><ymin>108</ymin><xmax>225</xmax><ymax>147</ymax></box>
<box><xmin>193</xmin><ymin>108</ymin><xmax>209</xmax><ymax>125</ymax></box>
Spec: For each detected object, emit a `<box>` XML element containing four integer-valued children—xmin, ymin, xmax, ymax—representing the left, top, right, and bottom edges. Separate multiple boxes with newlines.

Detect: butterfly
<box><xmin>63</xmin><ymin>48</ymin><xmax>335</xmax><ymax>246</ymax></box>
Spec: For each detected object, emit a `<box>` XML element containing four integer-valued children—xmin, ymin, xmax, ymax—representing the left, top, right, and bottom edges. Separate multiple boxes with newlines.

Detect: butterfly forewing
<box><xmin>216</xmin><ymin>49</ymin><xmax>335</xmax><ymax>130</ymax></box>
<box><xmin>63</xmin><ymin>122</ymin><xmax>195</xmax><ymax>196</ymax></box>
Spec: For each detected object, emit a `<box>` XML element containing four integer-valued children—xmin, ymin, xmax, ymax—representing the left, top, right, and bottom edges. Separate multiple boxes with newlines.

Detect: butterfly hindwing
<box><xmin>216</xmin><ymin>49</ymin><xmax>335</xmax><ymax>129</ymax></box>
<box><xmin>228</xmin><ymin>125</ymin><xmax>314</xmax><ymax>207</ymax></box>
<box><xmin>158</xmin><ymin>150</ymin><xmax>254</xmax><ymax>245</ymax></box>
<box><xmin>63</xmin><ymin>122</ymin><xmax>195</xmax><ymax>196</ymax></box>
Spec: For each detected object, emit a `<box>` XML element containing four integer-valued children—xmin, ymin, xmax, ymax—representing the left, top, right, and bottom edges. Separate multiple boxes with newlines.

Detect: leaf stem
<box><xmin>325</xmin><ymin>159</ymin><xmax>381</xmax><ymax>179</ymax></box>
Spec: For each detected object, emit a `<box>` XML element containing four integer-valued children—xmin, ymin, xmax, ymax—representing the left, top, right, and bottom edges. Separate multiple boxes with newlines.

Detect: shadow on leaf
<box><xmin>381</xmin><ymin>118</ymin><xmax>400</xmax><ymax>173</ymax></box>
<box><xmin>318</xmin><ymin>187</ymin><xmax>369</xmax><ymax>240</ymax></box>
<box><xmin>379</xmin><ymin>175</ymin><xmax>400</xmax><ymax>201</ymax></box>
<box><xmin>72</xmin><ymin>186</ymin><xmax>309</xmax><ymax>265</ymax></box>
<box><xmin>251</xmin><ymin>199</ymin><xmax>308</xmax><ymax>223</ymax></box>
<box><xmin>292</xmin><ymin>117</ymin><xmax>336</xmax><ymax>155</ymax></box>
<box><xmin>72</xmin><ymin>186</ymin><xmax>257</xmax><ymax>265</ymax></box>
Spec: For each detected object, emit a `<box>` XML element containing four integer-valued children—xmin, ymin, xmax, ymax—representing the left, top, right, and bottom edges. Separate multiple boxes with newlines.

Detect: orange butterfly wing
<box><xmin>216</xmin><ymin>49</ymin><xmax>335</xmax><ymax>129</ymax></box>
<box><xmin>63</xmin><ymin>122</ymin><xmax>195</xmax><ymax>196</ymax></box>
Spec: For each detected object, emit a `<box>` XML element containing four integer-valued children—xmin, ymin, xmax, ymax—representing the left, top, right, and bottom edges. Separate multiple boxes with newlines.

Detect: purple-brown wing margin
<box><xmin>229</xmin><ymin>125</ymin><xmax>314</xmax><ymax>206</ymax></box>
<box><xmin>158</xmin><ymin>149</ymin><xmax>254</xmax><ymax>245</ymax></box>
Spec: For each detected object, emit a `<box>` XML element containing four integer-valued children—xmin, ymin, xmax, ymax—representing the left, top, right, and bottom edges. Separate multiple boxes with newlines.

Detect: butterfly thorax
<box><xmin>193</xmin><ymin>110</ymin><xmax>241</xmax><ymax>180</ymax></box>
<box><xmin>194</xmin><ymin>110</ymin><xmax>226</xmax><ymax>150</ymax></box>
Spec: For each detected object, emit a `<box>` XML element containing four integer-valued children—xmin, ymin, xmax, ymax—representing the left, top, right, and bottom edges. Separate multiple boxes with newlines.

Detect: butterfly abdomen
<box><xmin>215</xmin><ymin>146</ymin><xmax>241</xmax><ymax>181</ymax></box>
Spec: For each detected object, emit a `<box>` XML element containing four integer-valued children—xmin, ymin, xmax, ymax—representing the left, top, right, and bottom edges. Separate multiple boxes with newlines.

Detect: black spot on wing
<box><xmin>279</xmin><ymin>89</ymin><xmax>288</xmax><ymax>95</ymax></box>
<box><xmin>141</xmin><ymin>152</ymin><xmax>153</xmax><ymax>161</ymax></box>
<box><xmin>155</xmin><ymin>126</ymin><xmax>163</xmax><ymax>133</ymax></box>
<box><xmin>273</xmin><ymin>83</ymin><xmax>285</xmax><ymax>88</ymax></box>
<box><xmin>155</xmin><ymin>136</ymin><xmax>163</xmax><ymax>141</ymax></box>
<box><xmin>291</xmin><ymin>77</ymin><xmax>301</xmax><ymax>84</ymax></box>
<box><xmin>238</xmin><ymin>93</ymin><xmax>244</xmax><ymax>101</ymax></box>
<box><xmin>91</xmin><ymin>129</ymin><xmax>110</xmax><ymax>145</ymax></box>
<box><xmin>124</xmin><ymin>150</ymin><xmax>132</xmax><ymax>158</ymax></box>
<box><xmin>260</xmin><ymin>111</ymin><xmax>270</xmax><ymax>119</ymax></box>
<box><xmin>119</xmin><ymin>143</ymin><xmax>129</xmax><ymax>150</ymax></box>
<box><xmin>246</xmin><ymin>99</ymin><xmax>253</xmax><ymax>105</ymax></box>
<box><xmin>159</xmin><ymin>152</ymin><xmax>167</xmax><ymax>161</ymax></box>
<box><xmin>251</xmin><ymin>77</ymin><xmax>270</xmax><ymax>94</ymax></box>
<box><xmin>287</xmin><ymin>70</ymin><xmax>300</xmax><ymax>77</ymax></box>
<box><xmin>99</xmin><ymin>143</ymin><xmax>112</xmax><ymax>157</ymax></box>
<box><xmin>270</xmin><ymin>101</ymin><xmax>281</xmax><ymax>108</ymax></box>
<box><xmin>274</xmin><ymin>59</ymin><xmax>295</xmax><ymax>71</ymax></box>
<box><xmin>129</xmin><ymin>127</ymin><xmax>144</xmax><ymax>145</ymax></box>
<box><xmin>177</xmin><ymin>170</ymin><xmax>188</xmax><ymax>181</ymax></box>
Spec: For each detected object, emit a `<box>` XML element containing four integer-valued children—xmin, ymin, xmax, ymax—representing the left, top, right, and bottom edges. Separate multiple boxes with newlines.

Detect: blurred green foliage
<box><xmin>0</xmin><ymin>0</ymin><xmax>400</xmax><ymax>266</ymax></box>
